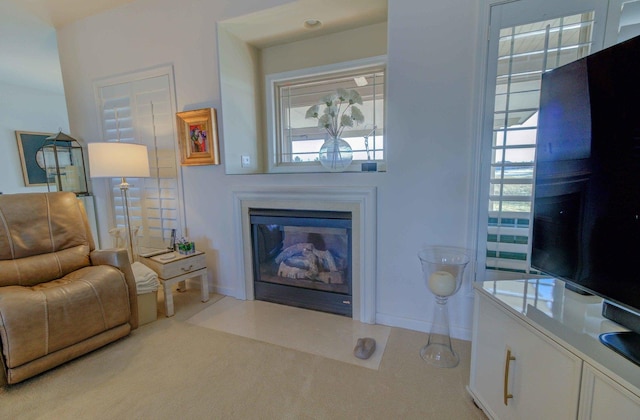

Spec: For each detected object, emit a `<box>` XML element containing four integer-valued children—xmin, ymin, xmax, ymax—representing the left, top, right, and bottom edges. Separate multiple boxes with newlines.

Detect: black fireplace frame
<box><xmin>250</xmin><ymin>208</ymin><xmax>353</xmax><ymax>317</ymax></box>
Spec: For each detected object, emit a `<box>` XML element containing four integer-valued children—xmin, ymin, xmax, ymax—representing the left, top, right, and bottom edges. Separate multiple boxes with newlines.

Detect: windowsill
<box><xmin>264</xmin><ymin>161</ymin><xmax>387</xmax><ymax>174</ymax></box>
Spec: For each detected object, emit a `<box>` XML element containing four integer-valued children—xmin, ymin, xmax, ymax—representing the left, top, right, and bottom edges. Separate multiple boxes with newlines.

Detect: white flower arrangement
<box><xmin>305</xmin><ymin>88</ymin><xmax>365</xmax><ymax>138</ymax></box>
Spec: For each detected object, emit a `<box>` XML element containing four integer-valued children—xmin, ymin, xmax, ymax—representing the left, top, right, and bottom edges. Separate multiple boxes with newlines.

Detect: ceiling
<box><xmin>0</xmin><ymin>0</ymin><xmax>131</xmax><ymax>93</ymax></box>
<box><xmin>219</xmin><ymin>0</ymin><xmax>387</xmax><ymax>48</ymax></box>
<box><xmin>0</xmin><ymin>0</ymin><xmax>387</xmax><ymax>93</ymax></box>
<box><xmin>12</xmin><ymin>0</ymin><xmax>134</xmax><ymax>28</ymax></box>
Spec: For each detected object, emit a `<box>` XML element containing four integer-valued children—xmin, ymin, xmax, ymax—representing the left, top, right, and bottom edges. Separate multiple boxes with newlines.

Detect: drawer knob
<box><xmin>181</xmin><ymin>265</ymin><xmax>193</xmax><ymax>272</ymax></box>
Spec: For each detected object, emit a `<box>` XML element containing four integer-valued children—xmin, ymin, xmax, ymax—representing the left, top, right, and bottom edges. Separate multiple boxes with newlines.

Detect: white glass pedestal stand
<box><xmin>418</xmin><ymin>246</ymin><xmax>470</xmax><ymax>368</ymax></box>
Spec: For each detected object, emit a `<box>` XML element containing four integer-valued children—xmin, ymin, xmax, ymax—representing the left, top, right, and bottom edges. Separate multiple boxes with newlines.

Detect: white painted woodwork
<box><xmin>469</xmin><ymin>279</ymin><xmax>640</xmax><ymax>420</ymax></box>
<box><xmin>232</xmin><ymin>186</ymin><xmax>376</xmax><ymax>324</ymax></box>
<box><xmin>579</xmin><ymin>363</ymin><xmax>640</xmax><ymax>419</ymax></box>
<box><xmin>470</xmin><ymin>292</ymin><xmax>582</xmax><ymax>419</ymax></box>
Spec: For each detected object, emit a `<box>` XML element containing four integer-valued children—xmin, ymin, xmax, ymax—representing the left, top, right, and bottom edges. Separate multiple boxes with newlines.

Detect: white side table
<box><xmin>138</xmin><ymin>250</ymin><xmax>209</xmax><ymax>317</ymax></box>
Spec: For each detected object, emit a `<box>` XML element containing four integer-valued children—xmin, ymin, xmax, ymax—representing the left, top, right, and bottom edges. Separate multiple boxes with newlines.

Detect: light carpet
<box><xmin>186</xmin><ymin>296</ymin><xmax>391</xmax><ymax>370</ymax></box>
<box><xmin>0</xmin><ymin>288</ymin><xmax>487</xmax><ymax>419</ymax></box>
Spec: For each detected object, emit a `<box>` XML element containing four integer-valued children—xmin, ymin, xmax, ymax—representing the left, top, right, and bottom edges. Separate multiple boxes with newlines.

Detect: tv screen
<box><xmin>532</xmin><ymin>35</ymin><xmax>640</xmax><ymax>360</ymax></box>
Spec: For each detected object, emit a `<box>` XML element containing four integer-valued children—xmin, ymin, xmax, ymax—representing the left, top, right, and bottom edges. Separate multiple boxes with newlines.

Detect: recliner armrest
<box><xmin>90</xmin><ymin>249</ymin><xmax>139</xmax><ymax>329</ymax></box>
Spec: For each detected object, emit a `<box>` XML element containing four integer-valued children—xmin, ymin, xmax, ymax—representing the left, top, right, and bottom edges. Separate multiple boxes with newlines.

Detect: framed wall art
<box><xmin>176</xmin><ymin>108</ymin><xmax>220</xmax><ymax>166</ymax></box>
<box><xmin>15</xmin><ymin>131</ymin><xmax>53</xmax><ymax>186</ymax></box>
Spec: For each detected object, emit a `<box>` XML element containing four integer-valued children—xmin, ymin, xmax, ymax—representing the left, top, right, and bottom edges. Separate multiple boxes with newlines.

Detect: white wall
<box><xmin>57</xmin><ymin>0</ymin><xmax>481</xmax><ymax>339</ymax></box>
<box><xmin>261</xmin><ymin>22</ymin><xmax>388</xmax><ymax>75</ymax></box>
<box><xmin>0</xmin><ymin>82</ymin><xmax>69</xmax><ymax>195</ymax></box>
<box><xmin>218</xmin><ymin>28</ymin><xmax>263</xmax><ymax>173</ymax></box>
<box><xmin>0</xmin><ymin>1</ymin><xmax>70</xmax><ymax>195</ymax></box>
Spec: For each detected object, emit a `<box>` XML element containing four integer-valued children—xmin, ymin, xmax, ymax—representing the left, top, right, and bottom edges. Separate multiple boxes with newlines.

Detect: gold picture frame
<box><xmin>176</xmin><ymin>108</ymin><xmax>220</xmax><ymax>166</ymax></box>
<box><xmin>15</xmin><ymin>131</ymin><xmax>54</xmax><ymax>186</ymax></box>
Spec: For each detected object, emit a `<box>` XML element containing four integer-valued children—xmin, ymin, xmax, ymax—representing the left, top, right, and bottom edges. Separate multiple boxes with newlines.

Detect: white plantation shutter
<box><xmin>477</xmin><ymin>0</ymin><xmax>612</xmax><ymax>280</ymax></box>
<box><xmin>488</xmin><ymin>14</ymin><xmax>596</xmax><ymax>274</ymax></box>
<box><xmin>618</xmin><ymin>0</ymin><xmax>640</xmax><ymax>41</ymax></box>
<box><xmin>96</xmin><ymin>70</ymin><xmax>183</xmax><ymax>250</ymax></box>
<box><xmin>134</xmin><ymin>82</ymin><xmax>181</xmax><ymax>247</ymax></box>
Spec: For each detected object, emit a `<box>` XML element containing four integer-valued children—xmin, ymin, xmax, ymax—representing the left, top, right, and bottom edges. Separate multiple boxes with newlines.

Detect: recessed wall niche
<box><xmin>217</xmin><ymin>0</ymin><xmax>388</xmax><ymax>174</ymax></box>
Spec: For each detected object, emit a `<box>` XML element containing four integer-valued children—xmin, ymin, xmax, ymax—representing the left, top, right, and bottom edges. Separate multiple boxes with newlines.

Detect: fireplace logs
<box><xmin>275</xmin><ymin>242</ymin><xmax>342</xmax><ymax>283</ymax></box>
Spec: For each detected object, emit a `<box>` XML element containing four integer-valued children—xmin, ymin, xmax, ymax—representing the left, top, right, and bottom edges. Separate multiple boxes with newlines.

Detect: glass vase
<box><xmin>318</xmin><ymin>137</ymin><xmax>353</xmax><ymax>172</ymax></box>
<box><xmin>418</xmin><ymin>246</ymin><xmax>470</xmax><ymax>368</ymax></box>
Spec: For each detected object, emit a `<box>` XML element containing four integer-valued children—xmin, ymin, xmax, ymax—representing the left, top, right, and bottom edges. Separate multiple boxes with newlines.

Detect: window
<box><xmin>477</xmin><ymin>0</ymin><xmax>613</xmax><ymax>281</ymax></box>
<box><xmin>266</xmin><ymin>58</ymin><xmax>385</xmax><ymax>172</ymax></box>
<box><xmin>488</xmin><ymin>13</ymin><xmax>596</xmax><ymax>275</ymax></box>
<box><xmin>94</xmin><ymin>68</ymin><xmax>184</xmax><ymax>250</ymax></box>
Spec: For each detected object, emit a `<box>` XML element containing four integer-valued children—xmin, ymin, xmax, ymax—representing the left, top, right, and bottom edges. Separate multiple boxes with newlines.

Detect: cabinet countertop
<box><xmin>475</xmin><ymin>278</ymin><xmax>640</xmax><ymax>393</ymax></box>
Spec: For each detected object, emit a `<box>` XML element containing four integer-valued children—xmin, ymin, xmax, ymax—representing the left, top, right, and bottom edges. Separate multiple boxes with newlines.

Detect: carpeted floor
<box><xmin>0</xmin><ymin>287</ymin><xmax>486</xmax><ymax>419</ymax></box>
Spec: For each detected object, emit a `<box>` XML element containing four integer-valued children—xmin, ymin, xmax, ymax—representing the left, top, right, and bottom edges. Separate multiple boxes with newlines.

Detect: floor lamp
<box><xmin>88</xmin><ymin>142</ymin><xmax>150</xmax><ymax>262</ymax></box>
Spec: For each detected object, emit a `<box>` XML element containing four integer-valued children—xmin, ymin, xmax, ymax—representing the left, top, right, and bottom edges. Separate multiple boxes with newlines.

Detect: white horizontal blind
<box><xmin>133</xmin><ymin>77</ymin><xmax>180</xmax><ymax>248</ymax></box>
<box><xmin>275</xmin><ymin>66</ymin><xmax>384</xmax><ymax>164</ymax></box>
<box><xmin>97</xmin><ymin>74</ymin><xmax>182</xmax><ymax>250</ymax></box>
<box><xmin>618</xmin><ymin>0</ymin><xmax>640</xmax><ymax>41</ymax></box>
<box><xmin>487</xmin><ymin>13</ymin><xmax>595</xmax><ymax>274</ymax></box>
<box><xmin>98</xmin><ymin>84</ymin><xmax>140</xmax><ymax>239</ymax></box>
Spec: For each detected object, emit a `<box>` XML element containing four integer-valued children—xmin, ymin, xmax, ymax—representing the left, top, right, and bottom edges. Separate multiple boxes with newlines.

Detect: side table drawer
<box><xmin>159</xmin><ymin>253</ymin><xmax>206</xmax><ymax>279</ymax></box>
<box><xmin>158</xmin><ymin>254</ymin><xmax>206</xmax><ymax>279</ymax></box>
<box><xmin>138</xmin><ymin>251</ymin><xmax>206</xmax><ymax>280</ymax></box>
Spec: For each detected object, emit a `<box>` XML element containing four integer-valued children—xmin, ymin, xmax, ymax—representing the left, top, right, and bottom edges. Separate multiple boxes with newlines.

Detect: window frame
<box><xmin>265</xmin><ymin>56</ymin><xmax>387</xmax><ymax>173</ymax></box>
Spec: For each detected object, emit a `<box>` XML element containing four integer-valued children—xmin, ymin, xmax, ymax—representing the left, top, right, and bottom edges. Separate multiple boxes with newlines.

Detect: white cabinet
<box><xmin>469</xmin><ymin>279</ymin><xmax>640</xmax><ymax>420</ymax></box>
<box><xmin>579</xmin><ymin>363</ymin><xmax>640</xmax><ymax>419</ymax></box>
<box><xmin>470</xmin><ymin>292</ymin><xmax>582</xmax><ymax>419</ymax></box>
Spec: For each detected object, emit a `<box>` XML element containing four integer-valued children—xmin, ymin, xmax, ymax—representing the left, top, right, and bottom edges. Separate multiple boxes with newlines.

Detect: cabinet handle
<box><xmin>503</xmin><ymin>348</ymin><xmax>516</xmax><ymax>405</ymax></box>
<box><xmin>181</xmin><ymin>265</ymin><xmax>193</xmax><ymax>272</ymax></box>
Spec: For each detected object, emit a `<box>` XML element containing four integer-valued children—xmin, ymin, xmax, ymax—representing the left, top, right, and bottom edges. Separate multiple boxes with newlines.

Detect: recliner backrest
<box><xmin>0</xmin><ymin>192</ymin><xmax>94</xmax><ymax>287</ymax></box>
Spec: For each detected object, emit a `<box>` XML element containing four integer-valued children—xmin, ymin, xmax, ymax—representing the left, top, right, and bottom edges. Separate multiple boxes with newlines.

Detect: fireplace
<box><xmin>233</xmin><ymin>186</ymin><xmax>377</xmax><ymax>323</ymax></box>
<box><xmin>250</xmin><ymin>209</ymin><xmax>352</xmax><ymax>317</ymax></box>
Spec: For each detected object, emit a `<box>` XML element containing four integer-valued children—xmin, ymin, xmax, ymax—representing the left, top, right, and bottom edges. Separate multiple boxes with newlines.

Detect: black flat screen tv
<box><xmin>532</xmin><ymin>35</ymin><xmax>640</xmax><ymax>366</ymax></box>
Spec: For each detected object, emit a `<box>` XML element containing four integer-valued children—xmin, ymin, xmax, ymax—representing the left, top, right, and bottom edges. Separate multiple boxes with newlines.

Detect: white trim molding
<box><xmin>233</xmin><ymin>186</ymin><xmax>377</xmax><ymax>323</ymax></box>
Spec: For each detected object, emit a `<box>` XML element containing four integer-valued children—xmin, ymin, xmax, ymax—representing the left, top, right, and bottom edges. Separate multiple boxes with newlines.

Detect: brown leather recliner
<box><xmin>0</xmin><ymin>192</ymin><xmax>138</xmax><ymax>385</ymax></box>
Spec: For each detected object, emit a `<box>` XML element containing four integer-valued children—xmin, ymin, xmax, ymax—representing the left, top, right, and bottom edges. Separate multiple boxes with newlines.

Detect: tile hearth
<box><xmin>186</xmin><ymin>296</ymin><xmax>391</xmax><ymax>369</ymax></box>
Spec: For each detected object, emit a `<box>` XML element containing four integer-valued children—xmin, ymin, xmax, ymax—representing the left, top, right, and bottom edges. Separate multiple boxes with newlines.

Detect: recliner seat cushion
<box><xmin>0</xmin><ymin>265</ymin><xmax>131</xmax><ymax>369</ymax></box>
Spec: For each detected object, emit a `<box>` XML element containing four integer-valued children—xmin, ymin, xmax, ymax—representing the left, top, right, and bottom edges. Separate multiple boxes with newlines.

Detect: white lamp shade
<box><xmin>88</xmin><ymin>142</ymin><xmax>150</xmax><ymax>178</ymax></box>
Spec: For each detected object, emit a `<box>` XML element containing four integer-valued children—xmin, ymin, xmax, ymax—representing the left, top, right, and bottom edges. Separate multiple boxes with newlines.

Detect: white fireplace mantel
<box><xmin>232</xmin><ymin>186</ymin><xmax>377</xmax><ymax>323</ymax></box>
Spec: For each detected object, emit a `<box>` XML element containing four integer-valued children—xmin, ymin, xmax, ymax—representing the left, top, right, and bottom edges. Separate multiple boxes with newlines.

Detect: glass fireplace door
<box><xmin>250</xmin><ymin>209</ymin><xmax>352</xmax><ymax>316</ymax></box>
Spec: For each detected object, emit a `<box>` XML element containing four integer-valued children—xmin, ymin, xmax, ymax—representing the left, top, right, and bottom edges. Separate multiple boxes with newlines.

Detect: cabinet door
<box><xmin>469</xmin><ymin>293</ymin><xmax>583</xmax><ymax>419</ymax></box>
<box><xmin>579</xmin><ymin>363</ymin><xmax>640</xmax><ymax>419</ymax></box>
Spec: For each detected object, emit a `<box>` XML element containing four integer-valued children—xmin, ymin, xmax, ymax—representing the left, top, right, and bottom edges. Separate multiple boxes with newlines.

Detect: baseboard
<box><xmin>178</xmin><ymin>276</ymin><xmax>238</xmax><ymax>299</ymax></box>
<box><xmin>209</xmin><ymin>284</ymin><xmax>238</xmax><ymax>298</ymax></box>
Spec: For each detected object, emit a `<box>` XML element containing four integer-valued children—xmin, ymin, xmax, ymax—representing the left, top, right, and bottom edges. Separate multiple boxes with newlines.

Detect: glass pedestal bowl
<box><xmin>418</xmin><ymin>246</ymin><xmax>470</xmax><ymax>368</ymax></box>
